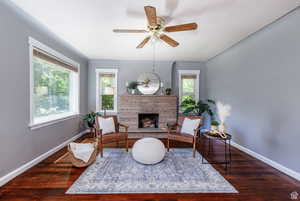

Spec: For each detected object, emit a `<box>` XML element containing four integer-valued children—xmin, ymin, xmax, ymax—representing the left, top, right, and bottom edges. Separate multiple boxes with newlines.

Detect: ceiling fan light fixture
<box><xmin>113</xmin><ymin>6</ymin><xmax>198</xmax><ymax>48</ymax></box>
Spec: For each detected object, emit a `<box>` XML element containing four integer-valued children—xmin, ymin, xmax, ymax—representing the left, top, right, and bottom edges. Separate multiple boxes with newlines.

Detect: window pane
<box><xmin>99</xmin><ymin>73</ymin><xmax>115</xmax><ymax>111</ymax></box>
<box><xmin>33</xmin><ymin>57</ymin><xmax>71</xmax><ymax>119</ymax></box>
<box><xmin>101</xmin><ymin>75</ymin><xmax>114</xmax><ymax>95</ymax></box>
<box><xmin>101</xmin><ymin>95</ymin><xmax>114</xmax><ymax>110</ymax></box>
<box><xmin>182</xmin><ymin>78</ymin><xmax>195</xmax><ymax>94</ymax></box>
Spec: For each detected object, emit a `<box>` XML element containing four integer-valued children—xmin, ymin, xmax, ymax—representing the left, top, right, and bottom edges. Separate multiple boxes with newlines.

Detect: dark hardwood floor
<box><xmin>0</xmin><ymin>133</ymin><xmax>299</xmax><ymax>201</ymax></box>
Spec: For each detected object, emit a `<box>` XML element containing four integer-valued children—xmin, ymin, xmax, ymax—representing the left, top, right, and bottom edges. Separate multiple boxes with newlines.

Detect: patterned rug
<box><xmin>66</xmin><ymin>148</ymin><xmax>237</xmax><ymax>194</ymax></box>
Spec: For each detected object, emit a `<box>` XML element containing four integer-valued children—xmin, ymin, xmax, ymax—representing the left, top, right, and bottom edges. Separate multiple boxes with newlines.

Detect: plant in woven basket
<box><xmin>127</xmin><ymin>81</ymin><xmax>139</xmax><ymax>94</ymax></box>
<box><xmin>211</xmin><ymin>120</ymin><xmax>219</xmax><ymax>126</ymax></box>
<box><xmin>127</xmin><ymin>81</ymin><xmax>139</xmax><ymax>90</ymax></box>
<box><xmin>83</xmin><ymin>112</ymin><xmax>101</xmax><ymax>128</ymax></box>
<box><xmin>165</xmin><ymin>88</ymin><xmax>172</xmax><ymax>95</ymax></box>
<box><xmin>180</xmin><ymin>96</ymin><xmax>216</xmax><ymax>117</ymax></box>
<box><xmin>210</xmin><ymin>120</ymin><xmax>220</xmax><ymax>133</ymax></box>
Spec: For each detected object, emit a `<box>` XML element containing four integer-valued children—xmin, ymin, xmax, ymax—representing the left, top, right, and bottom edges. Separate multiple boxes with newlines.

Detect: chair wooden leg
<box><xmin>126</xmin><ymin>138</ymin><xmax>128</xmax><ymax>152</ymax></box>
<box><xmin>100</xmin><ymin>143</ymin><xmax>103</xmax><ymax>158</ymax></box>
<box><xmin>193</xmin><ymin>140</ymin><xmax>196</xmax><ymax>158</ymax></box>
<box><xmin>167</xmin><ymin>138</ymin><xmax>170</xmax><ymax>152</ymax></box>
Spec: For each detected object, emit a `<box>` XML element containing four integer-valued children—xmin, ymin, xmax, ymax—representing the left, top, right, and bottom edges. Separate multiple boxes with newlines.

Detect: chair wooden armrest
<box><xmin>94</xmin><ymin>127</ymin><xmax>103</xmax><ymax>136</ymax></box>
<box><xmin>119</xmin><ymin>123</ymin><xmax>128</xmax><ymax>129</ymax></box>
<box><xmin>167</xmin><ymin>123</ymin><xmax>182</xmax><ymax>133</ymax></box>
<box><xmin>193</xmin><ymin>123</ymin><xmax>202</xmax><ymax>136</ymax></box>
<box><xmin>118</xmin><ymin>123</ymin><xmax>129</xmax><ymax>133</ymax></box>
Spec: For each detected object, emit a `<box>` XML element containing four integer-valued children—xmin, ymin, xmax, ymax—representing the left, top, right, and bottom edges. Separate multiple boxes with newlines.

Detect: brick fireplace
<box><xmin>119</xmin><ymin>95</ymin><xmax>178</xmax><ymax>132</ymax></box>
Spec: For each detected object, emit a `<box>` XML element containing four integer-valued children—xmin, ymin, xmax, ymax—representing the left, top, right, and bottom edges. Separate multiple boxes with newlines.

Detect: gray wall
<box><xmin>206</xmin><ymin>8</ymin><xmax>300</xmax><ymax>173</ymax></box>
<box><xmin>0</xmin><ymin>1</ymin><xmax>88</xmax><ymax>179</ymax></box>
<box><xmin>88</xmin><ymin>60</ymin><xmax>206</xmax><ymax>113</ymax></box>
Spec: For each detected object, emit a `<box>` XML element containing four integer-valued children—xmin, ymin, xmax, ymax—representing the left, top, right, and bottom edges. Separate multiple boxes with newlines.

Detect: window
<box><xmin>96</xmin><ymin>69</ymin><xmax>118</xmax><ymax>113</ymax></box>
<box><xmin>178</xmin><ymin>70</ymin><xmax>200</xmax><ymax>103</ymax></box>
<box><xmin>29</xmin><ymin>38</ymin><xmax>79</xmax><ymax>128</ymax></box>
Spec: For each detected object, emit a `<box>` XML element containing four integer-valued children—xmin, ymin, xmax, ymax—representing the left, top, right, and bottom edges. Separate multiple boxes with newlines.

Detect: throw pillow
<box><xmin>98</xmin><ymin>117</ymin><xmax>115</xmax><ymax>134</ymax></box>
<box><xmin>181</xmin><ymin>118</ymin><xmax>201</xmax><ymax>135</ymax></box>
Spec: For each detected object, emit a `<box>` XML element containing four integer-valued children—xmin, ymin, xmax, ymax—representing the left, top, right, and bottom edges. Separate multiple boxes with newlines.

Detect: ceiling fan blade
<box><xmin>113</xmin><ymin>29</ymin><xmax>147</xmax><ymax>33</ymax></box>
<box><xmin>164</xmin><ymin>23</ymin><xmax>198</xmax><ymax>32</ymax></box>
<box><xmin>144</xmin><ymin>6</ymin><xmax>157</xmax><ymax>27</ymax></box>
<box><xmin>136</xmin><ymin>36</ymin><xmax>151</xmax><ymax>48</ymax></box>
<box><xmin>159</xmin><ymin>34</ymin><xmax>179</xmax><ymax>47</ymax></box>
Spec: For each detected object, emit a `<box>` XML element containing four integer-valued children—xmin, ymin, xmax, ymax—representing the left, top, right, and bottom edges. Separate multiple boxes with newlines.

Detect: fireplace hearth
<box><xmin>138</xmin><ymin>113</ymin><xmax>159</xmax><ymax>129</ymax></box>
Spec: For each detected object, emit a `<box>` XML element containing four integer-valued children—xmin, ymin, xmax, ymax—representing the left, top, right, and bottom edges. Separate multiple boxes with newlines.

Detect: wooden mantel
<box><xmin>119</xmin><ymin>95</ymin><xmax>178</xmax><ymax>132</ymax></box>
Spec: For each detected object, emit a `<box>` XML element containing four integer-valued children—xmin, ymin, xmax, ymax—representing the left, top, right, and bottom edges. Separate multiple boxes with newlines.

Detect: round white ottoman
<box><xmin>132</xmin><ymin>137</ymin><xmax>166</xmax><ymax>165</ymax></box>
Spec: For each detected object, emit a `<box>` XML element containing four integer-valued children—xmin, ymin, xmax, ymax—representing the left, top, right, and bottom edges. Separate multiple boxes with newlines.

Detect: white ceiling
<box><xmin>9</xmin><ymin>0</ymin><xmax>300</xmax><ymax>61</ymax></box>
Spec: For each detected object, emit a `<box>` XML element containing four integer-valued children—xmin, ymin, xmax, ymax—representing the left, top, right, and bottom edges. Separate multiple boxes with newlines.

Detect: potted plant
<box><xmin>127</xmin><ymin>81</ymin><xmax>139</xmax><ymax>94</ymax></box>
<box><xmin>83</xmin><ymin>112</ymin><xmax>101</xmax><ymax>128</ymax></box>
<box><xmin>165</xmin><ymin>88</ymin><xmax>172</xmax><ymax>95</ymax></box>
<box><xmin>211</xmin><ymin>120</ymin><xmax>219</xmax><ymax>133</ymax></box>
<box><xmin>180</xmin><ymin>96</ymin><xmax>216</xmax><ymax>117</ymax></box>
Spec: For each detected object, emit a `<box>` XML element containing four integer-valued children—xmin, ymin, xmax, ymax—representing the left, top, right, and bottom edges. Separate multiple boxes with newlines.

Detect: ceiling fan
<box><xmin>113</xmin><ymin>6</ymin><xmax>198</xmax><ymax>48</ymax></box>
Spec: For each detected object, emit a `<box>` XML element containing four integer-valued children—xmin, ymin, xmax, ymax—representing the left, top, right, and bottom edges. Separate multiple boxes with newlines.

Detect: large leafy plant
<box><xmin>180</xmin><ymin>97</ymin><xmax>216</xmax><ymax>116</ymax></box>
<box><xmin>83</xmin><ymin>112</ymin><xmax>101</xmax><ymax>128</ymax></box>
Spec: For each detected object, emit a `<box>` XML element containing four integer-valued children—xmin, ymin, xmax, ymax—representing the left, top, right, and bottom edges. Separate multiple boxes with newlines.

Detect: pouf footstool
<box><xmin>132</xmin><ymin>137</ymin><xmax>166</xmax><ymax>165</ymax></box>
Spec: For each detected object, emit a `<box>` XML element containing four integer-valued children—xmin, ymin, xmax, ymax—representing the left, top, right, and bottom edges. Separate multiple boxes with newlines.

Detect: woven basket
<box><xmin>68</xmin><ymin>141</ymin><xmax>98</xmax><ymax>168</ymax></box>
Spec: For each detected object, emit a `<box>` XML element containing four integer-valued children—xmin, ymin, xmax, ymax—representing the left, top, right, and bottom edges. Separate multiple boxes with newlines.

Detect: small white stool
<box><xmin>132</xmin><ymin>137</ymin><xmax>166</xmax><ymax>165</ymax></box>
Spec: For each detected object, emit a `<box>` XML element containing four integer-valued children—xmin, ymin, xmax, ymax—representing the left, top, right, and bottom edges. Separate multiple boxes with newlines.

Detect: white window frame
<box><xmin>178</xmin><ymin>70</ymin><xmax>200</xmax><ymax>103</ymax></box>
<box><xmin>96</xmin><ymin>68</ymin><xmax>118</xmax><ymax>113</ymax></box>
<box><xmin>28</xmin><ymin>37</ymin><xmax>80</xmax><ymax>130</ymax></box>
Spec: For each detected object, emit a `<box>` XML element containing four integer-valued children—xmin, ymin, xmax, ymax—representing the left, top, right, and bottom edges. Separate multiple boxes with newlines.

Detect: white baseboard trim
<box><xmin>231</xmin><ymin>141</ymin><xmax>300</xmax><ymax>181</ymax></box>
<box><xmin>0</xmin><ymin>129</ymin><xmax>89</xmax><ymax>187</ymax></box>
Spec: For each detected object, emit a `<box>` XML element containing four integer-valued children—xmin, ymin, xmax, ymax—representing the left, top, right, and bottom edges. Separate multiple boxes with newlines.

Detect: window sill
<box><xmin>29</xmin><ymin>113</ymin><xmax>80</xmax><ymax>130</ymax></box>
<box><xmin>99</xmin><ymin>110</ymin><xmax>118</xmax><ymax>114</ymax></box>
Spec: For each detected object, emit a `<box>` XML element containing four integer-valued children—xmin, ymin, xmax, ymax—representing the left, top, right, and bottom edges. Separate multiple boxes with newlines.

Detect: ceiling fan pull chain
<box><xmin>152</xmin><ymin>42</ymin><xmax>156</xmax><ymax>73</ymax></box>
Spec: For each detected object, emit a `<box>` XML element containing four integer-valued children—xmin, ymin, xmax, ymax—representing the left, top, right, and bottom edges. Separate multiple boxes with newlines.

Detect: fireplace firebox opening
<box><xmin>138</xmin><ymin>113</ymin><xmax>159</xmax><ymax>129</ymax></box>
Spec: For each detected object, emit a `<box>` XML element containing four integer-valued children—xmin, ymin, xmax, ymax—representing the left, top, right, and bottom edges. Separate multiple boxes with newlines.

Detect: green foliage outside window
<box><xmin>182</xmin><ymin>78</ymin><xmax>194</xmax><ymax>93</ymax></box>
<box><xmin>33</xmin><ymin>58</ymin><xmax>70</xmax><ymax>118</ymax></box>
<box><xmin>101</xmin><ymin>95</ymin><xmax>114</xmax><ymax>110</ymax></box>
<box><xmin>100</xmin><ymin>74</ymin><xmax>115</xmax><ymax>110</ymax></box>
<box><xmin>181</xmin><ymin>78</ymin><xmax>195</xmax><ymax>103</ymax></box>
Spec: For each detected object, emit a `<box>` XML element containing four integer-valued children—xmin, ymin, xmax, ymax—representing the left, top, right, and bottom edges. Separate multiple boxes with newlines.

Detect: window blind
<box><xmin>181</xmin><ymin>74</ymin><xmax>197</xmax><ymax>79</ymax></box>
<box><xmin>100</xmin><ymin>73</ymin><xmax>115</xmax><ymax>78</ymax></box>
<box><xmin>33</xmin><ymin>48</ymin><xmax>78</xmax><ymax>72</ymax></box>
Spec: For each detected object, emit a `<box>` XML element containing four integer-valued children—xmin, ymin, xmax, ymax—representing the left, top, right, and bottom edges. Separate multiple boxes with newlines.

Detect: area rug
<box><xmin>66</xmin><ymin>148</ymin><xmax>237</xmax><ymax>194</ymax></box>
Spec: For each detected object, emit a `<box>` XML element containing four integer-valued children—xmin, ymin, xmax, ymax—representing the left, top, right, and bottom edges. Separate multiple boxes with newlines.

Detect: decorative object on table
<box><xmin>137</xmin><ymin>72</ymin><xmax>161</xmax><ymax>95</ymax></box>
<box><xmin>126</xmin><ymin>81</ymin><xmax>139</xmax><ymax>94</ymax></box>
<box><xmin>216</xmin><ymin>102</ymin><xmax>231</xmax><ymax>136</ymax></box>
<box><xmin>67</xmin><ymin>148</ymin><xmax>237</xmax><ymax>194</ymax></box>
<box><xmin>160</xmin><ymin>82</ymin><xmax>165</xmax><ymax>95</ymax></box>
<box><xmin>180</xmin><ymin>97</ymin><xmax>216</xmax><ymax>117</ymax></box>
<box><xmin>202</xmin><ymin>132</ymin><xmax>232</xmax><ymax>170</ymax></box>
<box><xmin>165</xmin><ymin>88</ymin><xmax>172</xmax><ymax>95</ymax></box>
<box><xmin>167</xmin><ymin>115</ymin><xmax>204</xmax><ymax>157</ymax></box>
<box><xmin>83</xmin><ymin>112</ymin><xmax>101</xmax><ymax>133</ymax></box>
<box><xmin>210</xmin><ymin>120</ymin><xmax>220</xmax><ymax>134</ymax></box>
<box><xmin>113</xmin><ymin>6</ymin><xmax>198</xmax><ymax>48</ymax></box>
<box><xmin>132</xmin><ymin>137</ymin><xmax>165</xmax><ymax>165</ymax></box>
<box><xmin>207</xmin><ymin>130</ymin><xmax>227</xmax><ymax>139</ymax></box>
<box><xmin>95</xmin><ymin>115</ymin><xmax>129</xmax><ymax>157</ymax></box>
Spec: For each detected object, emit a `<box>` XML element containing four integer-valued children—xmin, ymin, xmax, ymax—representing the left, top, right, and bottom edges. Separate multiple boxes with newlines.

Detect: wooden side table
<box><xmin>201</xmin><ymin>132</ymin><xmax>232</xmax><ymax>170</ymax></box>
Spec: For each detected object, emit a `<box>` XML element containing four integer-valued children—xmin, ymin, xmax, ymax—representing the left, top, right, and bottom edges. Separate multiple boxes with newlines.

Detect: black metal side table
<box><xmin>201</xmin><ymin>132</ymin><xmax>232</xmax><ymax>170</ymax></box>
